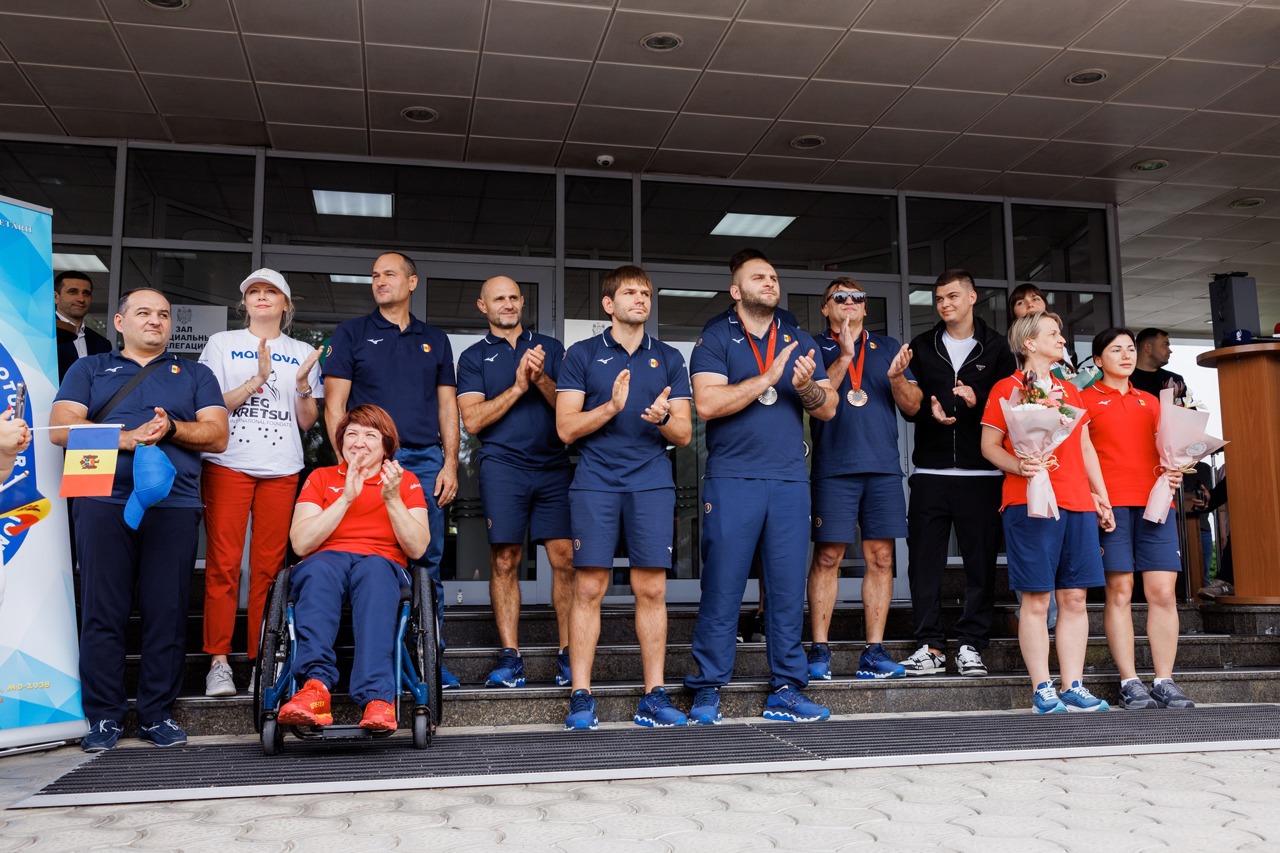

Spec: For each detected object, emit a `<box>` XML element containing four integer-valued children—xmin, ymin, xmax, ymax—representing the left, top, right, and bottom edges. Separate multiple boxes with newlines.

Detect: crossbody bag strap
<box><xmin>88</xmin><ymin>357</ymin><xmax>168</xmax><ymax>424</ymax></box>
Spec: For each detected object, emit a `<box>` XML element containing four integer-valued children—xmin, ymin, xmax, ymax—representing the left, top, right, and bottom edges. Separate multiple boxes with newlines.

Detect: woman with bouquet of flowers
<box><xmin>981</xmin><ymin>311</ymin><xmax>1114</xmax><ymax>714</ymax></box>
<box><xmin>1083</xmin><ymin>328</ymin><xmax>1197</xmax><ymax>710</ymax></box>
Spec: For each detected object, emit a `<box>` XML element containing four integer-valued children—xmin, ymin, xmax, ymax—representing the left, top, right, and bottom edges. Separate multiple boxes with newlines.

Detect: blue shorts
<box><xmin>811</xmin><ymin>473</ymin><xmax>907</xmax><ymax>542</ymax></box>
<box><xmin>569</xmin><ymin>487</ymin><xmax>675</xmax><ymax>569</ymax></box>
<box><xmin>478</xmin><ymin>460</ymin><xmax>572</xmax><ymax>545</ymax></box>
<box><xmin>1100</xmin><ymin>506</ymin><xmax>1181</xmax><ymax>573</ymax></box>
<box><xmin>1003</xmin><ymin>505</ymin><xmax>1104</xmax><ymax>592</ymax></box>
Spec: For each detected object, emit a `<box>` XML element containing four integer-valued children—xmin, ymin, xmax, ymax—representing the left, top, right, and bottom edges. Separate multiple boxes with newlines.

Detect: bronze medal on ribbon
<box><xmin>846</xmin><ymin>330</ymin><xmax>869</xmax><ymax>408</ymax></box>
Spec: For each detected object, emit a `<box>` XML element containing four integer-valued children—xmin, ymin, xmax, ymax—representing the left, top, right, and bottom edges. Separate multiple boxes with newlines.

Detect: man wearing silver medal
<box><xmin>805</xmin><ymin>277</ymin><xmax>918</xmax><ymax>681</ymax></box>
<box><xmin>684</xmin><ymin>255</ymin><xmax>839</xmax><ymax>725</ymax></box>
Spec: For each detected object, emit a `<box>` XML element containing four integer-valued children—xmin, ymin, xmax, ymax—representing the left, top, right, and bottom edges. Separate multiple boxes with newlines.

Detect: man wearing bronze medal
<box><xmin>805</xmin><ymin>277</ymin><xmax>918</xmax><ymax>681</ymax></box>
<box><xmin>684</xmin><ymin>255</ymin><xmax>839</xmax><ymax>725</ymax></box>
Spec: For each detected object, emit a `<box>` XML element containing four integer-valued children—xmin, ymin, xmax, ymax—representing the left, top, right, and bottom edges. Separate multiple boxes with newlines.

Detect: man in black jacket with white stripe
<box><xmin>889</xmin><ymin>269</ymin><xmax>1017</xmax><ymax>678</ymax></box>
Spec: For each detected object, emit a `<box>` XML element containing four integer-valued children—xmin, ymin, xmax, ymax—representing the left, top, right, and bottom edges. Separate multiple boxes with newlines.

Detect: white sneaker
<box><xmin>956</xmin><ymin>644</ymin><xmax>987</xmax><ymax>677</ymax></box>
<box><xmin>205</xmin><ymin>661</ymin><xmax>237</xmax><ymax>697</ymax></box>
<box><xmin>900</xmin><ymin>645</ymin><xmax>946</xmax><ymax>676</ymax></box>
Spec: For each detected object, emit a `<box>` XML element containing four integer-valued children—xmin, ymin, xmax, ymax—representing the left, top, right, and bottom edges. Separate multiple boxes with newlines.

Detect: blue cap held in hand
<box><xmin>124</xmin><ymin>443</ymin><xmax>176</xmax><ymax>530</ymax></box>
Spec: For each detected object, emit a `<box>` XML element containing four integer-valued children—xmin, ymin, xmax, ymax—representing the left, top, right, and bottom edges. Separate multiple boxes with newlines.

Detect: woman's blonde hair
<box><xmin>1007</xmin><ymin>310</ymin><xmax>1062</xmax><ymax>359</ymax></box>
<box><xmin>236</xmin><ymin>289</ymin><xmax>296</xmax><ymax>332</ymax></box>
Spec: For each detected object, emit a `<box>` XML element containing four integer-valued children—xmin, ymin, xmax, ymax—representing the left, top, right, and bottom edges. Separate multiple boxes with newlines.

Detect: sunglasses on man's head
<box><xmin>827</xmin><ymin>291</ymin><xmax>866</xmax><ymax>304</ymax></box>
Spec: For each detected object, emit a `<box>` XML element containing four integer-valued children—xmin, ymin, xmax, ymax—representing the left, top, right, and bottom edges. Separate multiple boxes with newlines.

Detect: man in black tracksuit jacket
<box><xmin>888</xmin><ymin>269</ymin><xmax>1017</xmax><ymax>677</ymax></box>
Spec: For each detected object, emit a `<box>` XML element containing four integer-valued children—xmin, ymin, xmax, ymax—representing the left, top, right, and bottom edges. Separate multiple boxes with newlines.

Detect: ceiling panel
<box><xmin>0</xmin><ymin>0</ymin><xmax>104</xmax><ymax>19</ymax></box>
<box><xmin>843</xmin><ymin>128</ymin><xmax>957</xmax><ymax>164</ymax></box>
<box><xmin>1125</xmin><ymin>181</ymin><xmax>1238</xmax><ymax>212</ymax></box>
<box><xmin>1142</xmin><ymin>112</ymin><xmax>1276</xmax><ymax>153</ymax></box>
<box><xmin>0</xmin><ymin>61</ymin><xmax>39</xmax><ymax>105</ymax></box>
<box><xmin>368</xmin><ymin>130</ymin><xmax>466</xmax><ymax>161</ymax></box>
<box><xmin>1058</xmin><ymin>103</ymin><xmax>1188</xmax><ymax>146</ymax></box>
<box><xmin>855</xmin><ymin>0</ymin><xmax>997</xmax><ymax>37</ymax></box>
<box><xmin>782</xmin><ymin>80</ymin><xmax>905</xmax><ymax>126</ymax></box>
<box><xmin>750</xmin><ymin>122</ymin><xmax>865</xmax><ymax>159</ymax></box>
<box><xmin>582</xmin><ymin>63</ymin><xmax>699</xmax><ymax>112</ymax></box>
<box><xmin>271</xmin><ymin>123</ymin><xmax>369</xmax><ymax>156</ymax></box>
<box><xmin>115</xmin><ymin>25</ymin><xmax>250</xmax><ymax>80</ymax></box>
<box><xmin>242</xmin><ymin>35</ymin><xmax>363</xmax><ymax>88</ymax></box>
<box><xmin>966</xmin><ymin>0</ymin><xmax>1124</xmax><ymax>46</ymax></box>
<box><xmin>1014</xmin><ymin>140</ymin><xmax>1131</xmax><ymax>176</ymax></box>
<box><xmin>232</xmin><ymin>0</ymin><xmax>358</xmax><ymax>40</ymax></box>
<box><xmin>739</xmin><ymin>0</ymin><xmax>870</xmax><ymax>28</ymax></box>
<box><xmin>143</xmin><ymin>75</ymin><xmax>261</xmax><ymax>121</ymax></box>
<box><xmin>711</xmin><ymin>21</ymin><xmax>844</xmax><ymax>78</ymax></box>
<box><xmin>876</xmin><ymin>89</ymin><xmax>1003</xmax><ymax>133</ymax></box>
<box><xmin>365</xmin><ymin>47</ymin><xmax>478</xmax><ymax>98</ymax></box>
<box><xmin>1171</xmin><ymin>154</ymin><xmax>1280</xmax><ymax>187</ymax></box>
<box><xmin>166</xmin><ymin>116</ymin><xmax>268</xmax><ymax>146</ymax></box>
<box><xmin>916</xmin><ymin>41</ymin><xmax>1057</xmax><ymax>93</ymax></box>
<box><xmin>476</xmin><ymin>54</ymin><xmax>590</xmax><ymax>103</ymax></box>
<box><xmin>559</xmin><ymin>141</ymin><xmax>653</xmax><ymax>171</ymax></box>
<box><xmin>465</xmin><ymin>136</ymin><xmax>561</xmax><ymax>166</ymax></box>
<box><xmin>977</xmin><ymin>171</ymin><xmax>1081</xmax><ymax>198</ymax></box>
<box><xmin>1205</xmin><ymin>68</ymin><xmax>1280</xmax><ymax>117</ymax></box>
<box><xmin>102</xmin><ymin>0</ymin><xmax>235</xmax><ymax>29</ymax></box>
<box><xmin>362</xmin><ymin>0</ymin><xmax>484</xmax><ymax>50</ymax></box>
<box><xmin>968</xmin><ymin>96</ymin><xmax>1097</xmax><ymax>138</ymax></box>
<box><xmin>367</xmin><ymin>92</ymin><xmax>471</xmax><ymax>135</ymax></box>
<box><xmin>1076</xmin><ymin>0</ymin><xmax>1234</xmax><ymax>56</ymax></box>
<box><xmin>818</xmin><ymin>31</ymin><xmax>952</xmax><ymax>86</ymax></box>
<box><xmin>23</xmin><ymin>66</ymin><xmax>151</xmax><ymax>112</ymax></box>
<box><xmin>1017</xmin><ymin>50</ymin><xmax>1162</xmax><ymax>102</ymax></box>
<box><xmin>821</xmin><ymin>160</ymin><xmax>916</xmax><ymax>189</ymax></box>
<box><xmin>931</xmin><ymin>135</ymin><xmax>1045</xmax><ymax>171</ymax></box>
<box><xmin>470</xmin><ymin>99</ymin><xmax>575</xmax><ymax>140</ymax></box>
<box><xmin>683</xmin><ymin>71</ymin><xmax>804</xmax><ymax>120</ymax></box>
<box><xmin>661</xmin><ymin>113</ymin><xmax>772</xmax><ymax>154</ymax></box>
<box><xmin>1</xmin><ymin>15</ymin><xmax>129</xmax><ymax>70</ymax></box>
<box><xmin>0</xmin><ymin>103</ymin><xmax>64</xmax><ymax>135</ymax></box>
<box><xmin>258</xmin><ymin>84</ymin><xmax>366</xmax><ymax>128</ymax></box>
<box><xmin>568</xmin><ymin>106</ymin><xmax>676</xmax><ymax>147</ymax></box>
<box><xmin>484</xmin><ymin>0</ymin><xmax>611</xmax><ymax>61</ymax></box>
<box><xmin>1146</xmin><ymin>212</ymin><xmax>1246</xmax><ymax>238</ymax></box>
<box><xmin>1178</xmin><ymin>6</ymin><xmax>1280</xmax><ymax>65</ymax></box>
<box><xmin>1116</xmin><ymin>60</ymin><xmax>1262</xmax><ymax>110</ymax></box>
<box><xmin>1054</xmin><ymin>177</ymin><xmax>1153</xmax><ymax>204</ymax></box>
<box><xmin>598</xmin><ymin>11</ymin><xmax>731</xmax><ymax>70</ymax></box>
<box><xmin>646</xmin><ymin>149</ymin><xmax>743</xmax><ymax>179</ymax></box>
<box><xmin>54</xmin><ymin>108</ymin><xmax>167</xmax><ymax>140</ymax></box>
<box><xmin>898</xmin><ymin>166</ymin><xmax>1000</xmax><ymax>194</ymax></box>
<box><xmin>732</xmin><ymin>155</ymin><xmax>832</xmax><ymax>183</ymax></box>
<box><xmin>617</xmin><ymin>0</ymin><xmax>739</xmax><ymax>14</ymax></box>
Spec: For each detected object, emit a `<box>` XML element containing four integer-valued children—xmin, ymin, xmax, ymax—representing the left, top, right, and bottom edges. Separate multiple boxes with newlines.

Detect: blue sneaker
<box><xmin>856</xmin><ymin>643</ymin><xmax>906</xmax><ymax>679</ymax></box>
<box><xmin>81</xmin><ymin>719</ymin><xmax>123</xmax><ymax>753</ymax></box>
<box><xmin>564</xmin><ymin>689</ymin><xmax>598</xmax><ymax>731</ymax></box>
<box><xmin>1061</xmin><ymin>681</ymin><xmax>1110</xmax><ymax>713</ymax></box>
<box><xmin>441</xmin><ymin>664</ymin><xmax>461</xmax><ymax>690</ymax></box>
<box><xmin>634</xmin><ymin>686</ymin><xmax>688</xmax><ymax>728</ymax></box>
<box><xmin>763</xmin><ymin>686</ymin><xmax>830</xmax><ymax>722</ymax></box>
<box><xmin>1032</xmin><ymin>680</ymin><xmax>1067</xmax><ymax>714</ymax></box>
<box><xmin>486</xmin><ymin>648</ymin><xmax>526</xmax><ymax>688</ymax></box>
<box><xmin>555</xmin><ymin>647</ymin><xmax>571</xmax><ymax>687</ymax></box>
<box><xmin>807</xmin><ymin>644</ymin><xmax>832</xmax><ymax>680</ymax></box>
<box><xmin>689</xmin><ymin>686</ymin><xmax>722</xmax><ymax>725</ymax></box>
<box><xmin>138</xmin><ymin>718</ymin><xmax>188</xmax><ymax>748</ymax></box>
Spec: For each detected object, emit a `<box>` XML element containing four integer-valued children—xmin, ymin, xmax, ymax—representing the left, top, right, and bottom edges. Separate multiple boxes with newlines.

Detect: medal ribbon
<box><xmin>847</xmin><ymin>330</ymin><xmax>868</xmax><ymax>392</ymax></box>
<box><xmin>742</xmin><ymin>313</ymin><xmax>778</xmax><ymax>379</ymax></box>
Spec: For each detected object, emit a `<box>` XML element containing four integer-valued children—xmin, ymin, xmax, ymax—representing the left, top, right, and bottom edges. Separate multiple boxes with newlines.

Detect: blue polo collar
<box><xmin>727</xmin><ymin>312</ymin><xmax>782</xmax><ymax>336</ymax></box>
<box><xmin>369</xmin><ymin>309</ymin><xmax>425</xmax><ymax>334</ymax></box>
<box><xmin>483</xmin><ymin>329</ymin><xmax>534</xmax><ymax>346</ymax></box>
<box><xmin>602</xmin><ymin>327</ymin><xmax>652</xmax><ymax>351</ymax></box>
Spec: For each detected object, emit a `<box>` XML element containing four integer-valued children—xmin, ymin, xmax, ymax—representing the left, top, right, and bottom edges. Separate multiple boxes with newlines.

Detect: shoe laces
<box><xmin>147</xmin><ymin>718</ymin><xmax>180</xmax><ymax>732</ymax></box>
<box><xmin>863</xmin><ymin>644</ymin><xmax>890</xmax><ymax>663</ymax></box>
<box><xmin>569</xmin><ymin>690</ymin><xmax>593</xmax><ymax>714</ymax></box>
<box><xmin>693</xmin><ymin>687</ymin><xmax>719</xmax><ymax>708</ymax></box>
<box><xmin>646</xmin><ymin>688</ymin><xmax>676</xmax><ymax>710</ymax></box>
<box><xmin>95</xmin><ymin>720</ymin><xmax>119</xmax><ymax>734</ymax></box>
<box><xmin>496</xmin><ymin>650</ymin><xmax>521</xmax><ymax>670</ymax></box>
<box><xmin>1035</xmin><ymin>684</ymin><xmax>1059</xmax><ymax>703</ymax></box>
<box><xmin>1066</xmin><ymin>683</ymin><xmax>1097</xmax><ymax>700</ymax></box>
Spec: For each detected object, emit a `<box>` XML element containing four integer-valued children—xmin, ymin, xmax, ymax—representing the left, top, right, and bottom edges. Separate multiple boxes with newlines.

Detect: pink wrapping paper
<box><xmin>999</xmin><ymin>394</ymin><xmax>1086</xmax><ymax>520</ymax></box>
<box><xmin>1143</xmin><ymin>389</ymin><xmax>1227</xmax><ymax>523</ymax></box>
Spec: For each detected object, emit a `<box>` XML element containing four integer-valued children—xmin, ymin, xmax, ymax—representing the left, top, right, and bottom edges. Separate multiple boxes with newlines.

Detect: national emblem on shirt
<box><xmin>649</xmin><ymin>358</ymin><xmax>658</xmax><ymax>368</ymax></box>
<box><xmin>422</xmin><ymin>344</ymin><xmax>432</xmax><ymax>353</ymax></box>
<box><xmin>783</xmin><ymin>334</ymin><xmax>792</xmax><ymax>343</ymax></box>
<box><xmin>170</xmin><ymin>364</ymin><xmax>181</xmax><ymax>374</ymax></box>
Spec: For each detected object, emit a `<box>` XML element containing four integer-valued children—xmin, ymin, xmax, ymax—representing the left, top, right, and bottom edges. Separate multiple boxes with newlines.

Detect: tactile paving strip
<box><xmin>20</xmin><ymin>705</ymin><xmax>1280</xmax><ymax>807</ymax></box>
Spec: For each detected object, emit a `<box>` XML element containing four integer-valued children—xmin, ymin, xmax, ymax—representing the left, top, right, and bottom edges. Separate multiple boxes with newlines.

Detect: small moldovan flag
<box><xmin>0</xmin><ymin>470</ymin><xmax>51</xmax><ymax>537</ymax></box>
<box><xmin>60</xmin><ymin>425</ymin><xmax>122</xmax><ymax>498</ymax></box>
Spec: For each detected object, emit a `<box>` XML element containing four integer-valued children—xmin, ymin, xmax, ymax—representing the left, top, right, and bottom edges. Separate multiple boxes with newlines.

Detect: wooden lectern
<box><xmin>1197</xmin><ymin>342</ymin><xmax>1280</xmax><ymax>604</ymax></box>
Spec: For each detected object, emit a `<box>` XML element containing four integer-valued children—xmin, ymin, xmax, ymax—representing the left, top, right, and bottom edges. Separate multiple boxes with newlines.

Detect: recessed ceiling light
<box><xmin>789</xmin><ymin>134</ymin><xmax>826</xmax><ymax>150</ymax></box>
<box><xmin>52</xmin><ymin>253</ymin><xmax>109</xmax><ymax>273</ymax></box>
<box><xmin>330</xmin><ymin>274</ymin><xmax>374</xmax><ymax>284</ymax></box>
<box><xmin>710</xmin><ymin>213</ymin><xmax>796</xmax><ymax>239</ymax></box>
<box><xmin>312</xmin><ymin>189</ymin><xmax>394</xmax><ymax>218</ymax></box>
<box><xmin>1067</xmin><ymin>69</ymin><xmax>1107</xmax><ymax>86</ymax></box>
<box><xmin>1230</xmin><ymin>197</ymin><xmax>1265</xmax><ymax>210</ymax></box>
<box><xmin>400</xmin><ymin>106</ymin><xmax>439</xmax><ymax>123</ymax></box>
<box><xmin>640</xmin><ymin>32</ymin><xmax>683</xmax><ymax>52</ymax></box>
<box><xmin>1131</xmin><ymin>159</ymin><xmax>1169</xmax><ymax>172</ymax></box>
<box><xmin>141</xmin><ymin>0</ymin><xmax>188</xmax><ymax>8</ymax></box>
<box><xmin>658</xmin><ymin>289</ymin><xmax>720</xmax><ymax>299</ymax></box>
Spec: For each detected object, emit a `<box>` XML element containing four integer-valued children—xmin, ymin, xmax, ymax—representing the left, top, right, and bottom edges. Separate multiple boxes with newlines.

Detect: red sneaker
<box><xmin>359</xmin><ymin>699</ymin><xmax>397</xmax><ymax>731</ymax></box>
<box><xmin>278</xmin><ymin>679</ymin><xmax>333</xmax><ymax>726</ymax></box>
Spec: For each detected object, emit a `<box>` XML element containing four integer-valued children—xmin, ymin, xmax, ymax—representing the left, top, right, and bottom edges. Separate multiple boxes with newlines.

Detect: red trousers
<box><xmin>201</xmin><ymin>462</ymin><xmax>298</xmax><ymax>659</ymax></box>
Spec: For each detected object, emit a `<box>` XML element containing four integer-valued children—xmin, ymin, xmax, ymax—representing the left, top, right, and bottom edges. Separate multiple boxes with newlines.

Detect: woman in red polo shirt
<box><xmin>1082</xmin><ymin>328</ymin><xmax>1194</xmax><ymax>711</ymax></box>
<box><xmin>277</xmin><ymin>404</ymin><xmax>429</xmax><ymax>731</ymax></box>
<box><xmin>981</xmin><ymin>311</ymin><xmax>1114</xmax><ymax>715</ymax></box>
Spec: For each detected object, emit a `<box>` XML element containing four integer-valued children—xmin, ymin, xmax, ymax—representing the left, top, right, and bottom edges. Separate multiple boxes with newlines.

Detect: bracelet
<box><xmin>297</xmin><ymin>386</ymin><xmax>314</xmax><ymax>399</ymax></box>
<box><xmin>244</xmin><ymin>380</ymin><xmax>258</xmax><ymax>396</ymax></box>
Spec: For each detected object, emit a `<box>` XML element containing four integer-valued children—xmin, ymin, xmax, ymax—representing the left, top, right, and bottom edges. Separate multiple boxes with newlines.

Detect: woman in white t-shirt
<box><xmin>198</xmin><ymin>269</ymin><xmax>321</xmax><ymax>697</ymax></box>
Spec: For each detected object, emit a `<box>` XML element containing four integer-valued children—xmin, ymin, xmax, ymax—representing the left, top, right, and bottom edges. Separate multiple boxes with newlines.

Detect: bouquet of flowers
<box><xmin>999</xmin><ymin>371</ymin><xmax>1086</xmax><ymax>520</ymax></box>
<box><xmin>1143</xmin><ymin>388</ymin><xmax>1226</xmax><ymax>523</ymax></box>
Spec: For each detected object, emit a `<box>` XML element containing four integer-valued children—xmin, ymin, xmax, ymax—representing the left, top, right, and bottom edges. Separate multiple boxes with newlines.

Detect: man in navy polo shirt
<box><xmin>685</xmin><ymin>254</ymin><xmax>839</xmax><ymax>725</ymax></box>
<box><xmin>556</xmin><ymin>265</ymin><xmax>692</xmax><ymax>731</ymax></box>
<box><xmin>323</xmin><ymin>251</ymin><xmax>461</xmax><ymax>687</ymax></box>
<box><xmin>457</xmin><ymin>276</ymin><xmax>574</xmax><ymax>689</ymax></box>
<box><xmin>52</xmin><ymin>287</ymin><xmax>228</xmax><ymax>751</ymax></box>
<box><xmin>805</xmin><ymin>277</ymin><xmax>917</xmax><ymax>682</ymax></box>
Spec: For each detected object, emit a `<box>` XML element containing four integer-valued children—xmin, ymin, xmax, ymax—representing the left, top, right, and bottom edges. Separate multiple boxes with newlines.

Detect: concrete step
<box><xmin>139</xmin><ymin>665</ymin><xmax>1280</xmax><ymax>737</ymax></box>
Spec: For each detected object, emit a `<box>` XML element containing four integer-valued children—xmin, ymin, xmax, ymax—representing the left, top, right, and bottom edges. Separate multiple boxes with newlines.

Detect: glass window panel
<box><xmin>1041</xmin><ymin>288</ymin><xmax>1112</xmax><ymax>369</ymax></box>
<box><xmin>263</xmin><ymin>158</ymin><xmax>555</xmax><ymax>256</ymax></box>
<box><xmin>565</xmin><ymin>268</ymin><xmax>609</xmax><ymax>321</ymax></box>
<box><xmin>1012</xmin><ymin>204</ymin><xmax>1109</xmax><ymax>285</ymax></box>
<box><xmin>53</xmin><ymin>243</ymin><xmax>114</xmax><ymax>344</ymax></box>
<box><xmin>906</xmin><ymin>197</ymin><xmax>1004</xmax><ymax>280</ymax></box>
<box><xmin>656</xmin><ymin>288</ymin><xmax>730</xmax><ymax>342</ymax></box>
<box><xmin>121</xmin><ymin>248</ymin><xmax>251</xmax><ymax>358</ymax></box>
<box><xmin>0</xmin><ymin>141</ymin><xmax>116</xmax><ymax>236</ymax></box>
<box><xmin>566</xmin><ymin>175</ymin><xmax>632</xmax><ymax>261</ymax></box>
<box><xmin>641</xmin><ymin>182</ymin><xmax>897</xmax><ymax>274</ymax></box>
<box><xmin>126</xmin><ymin>149</ymin><xmax>255</xmax><ymax>242</ymax></box>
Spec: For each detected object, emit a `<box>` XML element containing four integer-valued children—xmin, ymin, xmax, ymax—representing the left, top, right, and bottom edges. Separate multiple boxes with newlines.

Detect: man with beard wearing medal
<box><xmin>805</xmin><ymin>277</ymin><xmax>917</xmax><ymax>682</ymax></box>
<box><xmin>685</xmin><ymin>255</ymin><xmax>838</xmax><ymax>725</ymax></box>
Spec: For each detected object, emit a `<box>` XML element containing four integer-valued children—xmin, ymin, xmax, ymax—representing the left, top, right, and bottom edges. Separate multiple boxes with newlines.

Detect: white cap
<box><xmin>239</xmin><ymin>268</ymin><xmax>291</xmax><ymax>300</ymax></box>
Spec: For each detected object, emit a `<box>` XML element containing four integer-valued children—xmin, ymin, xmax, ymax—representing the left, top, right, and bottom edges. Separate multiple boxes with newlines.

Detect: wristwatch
<box><xmin>164</xmin><ymin>419</ymin><xmax>178</xmax><ymax>442</ymax></box>
<box><xmin>297</xmin><ymin>386</ymin><xmax>314</xmax><ymax>399</ymax></box>
<box><xmin>657</xmin><ymin>411</ymin><xmax>671</xmax><ymax>426</ymax></box>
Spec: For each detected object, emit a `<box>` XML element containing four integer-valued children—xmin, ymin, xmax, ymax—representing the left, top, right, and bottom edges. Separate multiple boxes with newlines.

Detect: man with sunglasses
<box><xmin>806</xmin><ymin>277</ymin><xmax>917</xmax><ymax>681</ymax></box>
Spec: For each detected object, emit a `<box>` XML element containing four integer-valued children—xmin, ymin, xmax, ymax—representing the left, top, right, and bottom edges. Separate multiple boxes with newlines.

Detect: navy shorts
<box><xmin>811</xmin><ymin>473</ymin><xmax>907</xmax><ymax>542</ymax></box>
<box><xmin>1100</xmin><ymin>506</ymin><xmax>1181</xmax><ymax>573</ymax></box>
<box><xmin>569</xmin><ymin>487</ymin><xmax>675</xmax><ymax>569</ymax></box>
<box><xmin>1003</xmin><ymin>505</ymin><xmax>1104</xmax><ymax>592</ymax></box>
<box><xmin>478</xmin><ymin>460</ymin><xmax>572</xmax><ymax>545</ymax></box>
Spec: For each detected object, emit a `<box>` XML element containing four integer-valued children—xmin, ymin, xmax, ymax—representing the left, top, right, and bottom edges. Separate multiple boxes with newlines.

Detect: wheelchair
<box><xmin>252</xmin><ymin>562</ymin><xmax>442</xmax><ymax>755</ymax></box>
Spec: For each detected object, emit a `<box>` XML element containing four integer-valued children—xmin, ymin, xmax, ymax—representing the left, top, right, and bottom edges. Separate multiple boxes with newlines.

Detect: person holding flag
<box><xmin>0</xmin><ymin>407</ymin><xmax>30</xmax><ymax>488</ymax></box>
<box><xmin>51</xmin><ymin>287</ymin><xmax>228</xmax><ymax>752</ymax></box>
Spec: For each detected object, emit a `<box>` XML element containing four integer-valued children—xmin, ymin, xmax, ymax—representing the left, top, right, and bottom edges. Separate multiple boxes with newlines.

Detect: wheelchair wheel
<box><xmin>262</xmin><ymin>717</ymin><xmax>284</xmax><ymax>755</ymax></box>
<box><xmin>254</xmin><ymin>567</ymin><xmax>291</xmax><ymax>735</ymax></box>
<box><xmin>411</xmin><ymin>565</ymin><xmax>442</xmax><ymax>728</ymax></box>
<box><xmin>411</xmin><ymin>710</ymin><xmax>431</xmax><ymax>750</ymax></box>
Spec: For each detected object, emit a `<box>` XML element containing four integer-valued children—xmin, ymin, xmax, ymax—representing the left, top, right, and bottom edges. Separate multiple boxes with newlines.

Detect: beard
<box><xmin>739</xmin><ymin>290</ymin><xmax>778</xmax><ymax>319</ymax></box>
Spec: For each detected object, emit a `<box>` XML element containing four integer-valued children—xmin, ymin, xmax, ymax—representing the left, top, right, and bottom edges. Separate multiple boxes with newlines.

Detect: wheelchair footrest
<box><xmin>289</xmin><ymin>724</ymin><xmax>397</xmax><ymax>741</ymax></box>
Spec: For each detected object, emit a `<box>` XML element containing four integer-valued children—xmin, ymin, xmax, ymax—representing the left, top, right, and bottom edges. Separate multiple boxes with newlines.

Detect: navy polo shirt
<box><xmin>55</xmin><ymin>351</ymin><xmax>226</xmax><ymax>507</ymax></box>
<box><xmin>809</xmin><ymin>328</ymin><xmax>911</xmax><ymax>479</ymax></box>
<box><xmin>457</xmin><ymin>329</ymin><xmax>569</xmax><ymax>470</ymax></box>
<box><xmin>323</xmin><ymin>310</ymin><xmax>455</xmax><ymax>448</ymax></box>
<box><xmin>702</xmin><ymin>303</ymin><xmax>798</xmax><ymax>332</ymax></box>
<box><xmin>691</xmin><ymin>312</ymin><xmax>828</xmax><ymax>482</ymax></box>
<box><xmin>557</xmin><ymin>329</ymin><xmax>691</xmax><ymax>492</ymax></box>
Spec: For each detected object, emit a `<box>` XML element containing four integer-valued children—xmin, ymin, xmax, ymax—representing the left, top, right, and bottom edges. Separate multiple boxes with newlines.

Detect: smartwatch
<box><xmin>657</xmin><ymin>412</ymin><xmax>671</xmax><ymax>427</ymax></box>
<box><xmin>164</xmin><ymin>419</ymin><xmax>178</xmax><ymax>442</ymax></box>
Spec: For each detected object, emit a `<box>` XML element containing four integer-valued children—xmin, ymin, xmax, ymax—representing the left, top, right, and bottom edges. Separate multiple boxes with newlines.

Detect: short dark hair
<box><xmin>334</xmin><ymin>404</ymin><xmax>400</xmax><ymax>461</ymax></box>
<box><xmin>601</xmin><ymin>264</ymin><xmax>652</xmax><ymax>301</ymax></box>
<box><xmin>377</xmin><ymin>251</ymin><xmax>417</xmax><ymax>278</ymax></box>
<box><xmin>1007</xmin><ymin>282</ymin><xmax>1044</xmax><ymax>325</ymax></box>
<box><xmin>728</xmin><ymin>248</ymin><xmax>769</xmax><ymax>274</ymax></box>
<box><xmin>1092</xmin><ymin>327</ymin><xmax>1136</xmax><ymax>360</ymax></box>
<box><xmin>1135</xmin><ymin>327</ymin><xmax>1168</xmax><ymax>349</ymax></box>
<box><xmin>117</xmin><ymin>287</ymin><xmax>167</xmax><ymax>315</ymax></box>
<box><xmin>935</xmin><ymin>269</ymin><xmax>975</xmax><ymax>291</ymax></box>
<box><xmin>54</xmin><ymin>270</ymin><xmax>92</xmax><ymax>293</ymax></box>
<box><xmin>823</xmin><ymin>276</ymin><xmax>864</xmax><ymax>300</ymax></box>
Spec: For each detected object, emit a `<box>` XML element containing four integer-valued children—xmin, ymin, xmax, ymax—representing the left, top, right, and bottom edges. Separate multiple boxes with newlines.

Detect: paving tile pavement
<box><xmin>2</xmin><ymin>725</ymin><xmax>1280</xmax><ymax>850</ymax></box>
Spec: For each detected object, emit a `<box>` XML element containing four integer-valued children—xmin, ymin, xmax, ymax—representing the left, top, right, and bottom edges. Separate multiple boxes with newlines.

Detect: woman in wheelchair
<box><xmin>277</xmin><ymin>404</ymin><xmax>430</xmax><ymax>731</ymax></box>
